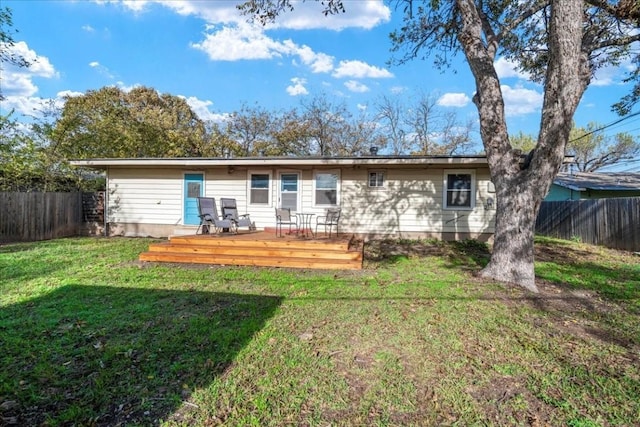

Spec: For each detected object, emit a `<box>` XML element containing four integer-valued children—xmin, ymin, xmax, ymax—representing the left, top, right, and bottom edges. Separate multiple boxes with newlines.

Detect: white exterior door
<box><xmin>279</xmin><ymin>172</ymin><xmax>300</xmax><ymax>211</ymax></box>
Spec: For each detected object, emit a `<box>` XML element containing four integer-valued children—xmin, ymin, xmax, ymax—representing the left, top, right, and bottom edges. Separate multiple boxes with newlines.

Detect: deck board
<box><xmin>139</xmin><ymin>231</ymin><xmax>363</xmax><ymax>270</ymax></box>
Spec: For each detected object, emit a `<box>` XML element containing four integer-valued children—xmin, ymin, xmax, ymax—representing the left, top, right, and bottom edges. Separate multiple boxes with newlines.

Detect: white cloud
<box><xmin>82</xmin><ymin>24</ymin><xmax>96</xmax><ymax>33</ymax></box>
<box><xmin>494</xmin><ymin>57</ymin><xmax>530</xmax><ymax>80</ymax></box>
<box><xmin>192</xmin><ymin>23</ymin><xmax>390</xmax><ymax>87</ymax></box>
<box><xmin>344</xmin><ymin>80</ymin><xmax>370</xmax><ymax>93</ymax></box>
<box><xmin>0</xmin><ymin>96</ymin><xmax>43</xmax><ymax>116</ymax></box>
<box><xmin>332</xmin><ymin>60</ymin><xmax>393</xmax><ymax>79</ymax></box>
<box><xmin>0</xmin><ymin>41</ymin><xmax>58</xmax><ymax>99</ymax></box>
<box><xmin>89</xmin><ymin>61</ymin><xmax>115</xmax><ymax>79</ymax></box>
<box><xmin>0</xmin><ymin>91</ymin><xmax>78</xmax><ymax>118</ymax></box>
<box><xmin>268</xmin><ymin>0</ymin><xmax>390</xmax><ymax>31</ymax></box>
<box><xmin>437</xmin><ymin>93</ymin><xmax>471</xmax><ymax>108</ymax></box>
<box><xmin>591</xmin><ymin>57</ymin><xmax>635</xmax><ymax>87</ymax></box>
<box><xmin>286</xmin><ymin>41</ymin><xmax>334</xmax><ymax>73</ymax></box>
<box><xmin>286</xmin><ymin>77</ymin><xmax>309</xmax><ymax>96</ymax></box>
<box><xmin>113</xmin><ymin>0</ymin><xmax>390</xmax><ymax>31</ymax></box>
<box><xmin>501</xmin><ymin>85</ymin><xmax>543</xmax><ymax>116</ymax></box>
<box><xmin>191</xmin><ymin>24</ymin><xmax>283</xmax><ymax>61</ymax></box>
<box><xmin>115</xmin><ymin>81</ymin><xmax>141</xmax><ymax>92</ymax></box>
<box><xmin>9</xmin><ymin>41</ymin><xmax>57</xmax><ymax>78</ymax></box>
<box><xmin>180</xmin><ymin>95</ymin><xmax>228</xmax><ymax>122</ymax></box>
<box><xmin>57</xmin><ymin>90</ymin><xmax>84</xmax><ymax>98</ymax></box>
<box><xmin>107</xmin><ymin>1</ymin><xmax>391</xmax><ymax>86</ymax></box>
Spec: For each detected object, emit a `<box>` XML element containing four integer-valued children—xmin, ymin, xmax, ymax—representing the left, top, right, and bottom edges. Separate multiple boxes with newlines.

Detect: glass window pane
<box><xmin>447</xmin><ymin>174</ymin><xmax>471</xmax><ymax>190</ymax></box>
<box><xmin>250</xmin><ymin>174</ymin><xmax>269</xmax><ymax>204</ymax></box>
<box><xmin>251</xmin><ymin>174</ymin><xmax>269</xmax><ymax>189</ymax></box>
<box><xmin>316</xmin><ymin>190</ymin><xmax>337</xmax><ymax>205</ymax></box>
<box><xmin>316</xmin><ymin>173</ymin><xmax>337</xmax><ymax>190</ymax></box>
<box><xmin>368</xmin><ymin>172</ymin><xmax>385</xmax><ymax>187</ymax></box>
<box><xmin>446</xmin><ymin>173</ymin><xmax>471</xmax><ymax>207</ymax></box>
<box><xmin>187</xmin><ymin>182</ymin><xmax>200</xmax><ymax>198</ymax></box>
<box><xmin>281</xmin><ymin>193</ymin><xmax>297</xmax><ymax>210</ymax></box>
<box><xmin>251</xmin><ymin>189</ymin><xmax>269</xmax><ymax>204</ymax></box>
<box><xmin>281</xmin><ymin>174</ymin><xmax>298</xmax><ymax>192</ymax></box>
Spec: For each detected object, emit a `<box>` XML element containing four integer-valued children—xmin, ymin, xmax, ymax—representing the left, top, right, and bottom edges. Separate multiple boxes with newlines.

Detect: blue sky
<box><xmin>1</xmin><ymin>0</ymin><xmax>639</xmax><ymax>162</ymax></box>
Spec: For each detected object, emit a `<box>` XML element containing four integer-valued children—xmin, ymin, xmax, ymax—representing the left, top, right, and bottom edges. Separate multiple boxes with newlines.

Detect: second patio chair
<box><xmin>275</xmin><ymin>208</ymin><xmax>298</xmax><ymax>237</ymax></box>
<box><xmin>316</xmin><ymin>208</ymin><xmax>341</xmax><ymax>237</ymax></box>
<box><xmin>197</xmin><ymin>197</ymin><xmax>235</xmax><ymax>234</ymax></box>
<box><xmin>220</xmin><ymin>198</ymin><xmax>255</xmax><ymax>231</ymax></box>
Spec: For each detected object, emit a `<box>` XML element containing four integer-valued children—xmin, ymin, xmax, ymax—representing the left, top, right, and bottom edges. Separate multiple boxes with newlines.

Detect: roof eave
<box><xmin>70</xmin><ymin>156</ymin><xmax>491</xmax><ymax>169</ymax></box>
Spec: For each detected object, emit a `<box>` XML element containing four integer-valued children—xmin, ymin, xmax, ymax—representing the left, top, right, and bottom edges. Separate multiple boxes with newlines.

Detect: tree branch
<box><xmin>591</xmin><ymin>33</ymin><xmax>640</xmax><ymax>51</ymax></box>
<box><xmin>585</xmin><ymin>0</ymin><xmax>640</xmax><ymax>21</ymax></box>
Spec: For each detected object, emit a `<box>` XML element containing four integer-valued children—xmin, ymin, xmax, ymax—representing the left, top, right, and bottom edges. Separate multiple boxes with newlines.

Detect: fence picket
<box><xmin>1</xmin><ymin>192</ymin><xmax>84</xmax><ymax>243</ymax></box>
<box><xmin>536</xmin><ymin>197</ymin><xmax>640</xmax><ymax>252</ymax></box>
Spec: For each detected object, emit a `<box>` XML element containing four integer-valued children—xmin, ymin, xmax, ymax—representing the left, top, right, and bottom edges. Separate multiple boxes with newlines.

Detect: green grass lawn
<box><xmin>1</xmin><ymin>236</ymin><xmax>638</xmax><ymax>426</ymax></box>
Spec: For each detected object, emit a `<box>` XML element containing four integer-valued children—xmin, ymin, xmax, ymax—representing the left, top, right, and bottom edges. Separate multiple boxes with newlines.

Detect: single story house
<box><xmin>71</xmin><ymin>155</ymin><xmax>500</xmax><ymax>241</ymax></box>
<box><xmin>545</xmin><ymin>172</ymin><xmax>640</xmax><ymax>201</ymax></box>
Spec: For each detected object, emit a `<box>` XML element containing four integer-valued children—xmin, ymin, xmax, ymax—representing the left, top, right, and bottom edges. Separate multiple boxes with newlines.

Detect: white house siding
<box><xmin>202</xmin><ymin>169</ymin><xmax>273</xmax><ymax>228</ymax></box>
<box><xmin>106</xmin><ymin>168</ymin><xmax>184</xmax><ymax>236</ymax></box>
<box><xmin>340</xmin><ymin>166</ymin><xmax>495</xmax><ymax>239</ymax></box>
<box><xmin>201</xmin><ymin>167</ymin><xmax>342</xmax><ymax>230</ymax></box>
<box><xmin>104</xmin><ymin>164</ymin><xmax>495</xmax><ymax>239</ymax></box>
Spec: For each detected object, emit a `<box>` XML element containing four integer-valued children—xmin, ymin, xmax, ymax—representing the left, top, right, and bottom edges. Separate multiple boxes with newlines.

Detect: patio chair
<box><xmin>220</xmin><ymin>198</ymin><xmax>255</xmax><ymax>231</ymax></box>
<box><xmin>316</xmin><ymin>208</ymin><xmax>341</xmax><ymax>237</ymax></box>
<box><xmin>275</xmin><ymin>208</ymin><xmax>298</xmax><ymax>237</ymax></box>
<box><xmin>197</xmin><ymin>197</ymin><xmax>235</xmax><ymax>234</ymax></box>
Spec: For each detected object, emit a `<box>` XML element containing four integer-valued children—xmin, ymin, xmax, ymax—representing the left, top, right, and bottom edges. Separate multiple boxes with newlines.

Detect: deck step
<box><xmin>147</xmin><ymin>243</ymin><xmax>362</xmax><ymax>261</ymax></box>
<box><xmin>139</xmin><ymin>232</ymin><xmax>363</xmax><ymax>270</ymax></box>
<box><xmin>139</xmin><ymin>251</ymin><xmax>362</xmax><ymax>270</ymax></box>
<box><xmin>169</xmin><ymin>235</ymin><xmax>350</xmax><ymax>251</ymax></box>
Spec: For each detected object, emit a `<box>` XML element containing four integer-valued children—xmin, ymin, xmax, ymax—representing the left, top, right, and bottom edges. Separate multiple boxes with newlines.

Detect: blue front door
<box><xmin>183</xmin><ymin>173</ymin><xmax>203</xmax><ymax>225</ymax></box>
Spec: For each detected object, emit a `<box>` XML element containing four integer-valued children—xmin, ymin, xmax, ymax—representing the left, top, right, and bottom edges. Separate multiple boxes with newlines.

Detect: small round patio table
<box><xmin>295</xmin><ymin>212</ymin><xmax>315</xmax><ymax>238</ymax></box>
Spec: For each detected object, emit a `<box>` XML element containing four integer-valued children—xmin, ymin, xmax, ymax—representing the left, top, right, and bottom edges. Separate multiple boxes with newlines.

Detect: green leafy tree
<box><xmin>240</xmin><ymin>0</ymin><xmax>640</xmax><ymax>292</ymax></box>
<box><xmin>226</xmin><ymin>103</ymin><xmax>274</xmax><ymax>157</ymax></box>
<box><xmin>509</xmin><ymin>131</ymin><xmax>537</xmax><ymax>154</ymax></box>
<box><xmin>53</xmin><ymin>86</ymin><xmax>207</xmax><ymax>159</ymax></box>
<box><xmin>267</xmin><ymin>108</ymin><xmax>313</xmax><ymax>156</ymax></box>
<box><xmin>300</xmin><ymin>93</ymin><xmax>352</xmax><ymax>156</ymax></box>
<box><xmin>0</xmin><ymin>108</ymin><xmax>90</xmax><ymax>191</ymax></box>
<box><xmin>568</xmin><ymin>123</ymin><xmax>640</xmax><ymax>172</ymax></box>
<box><xmin>203</xmin><ymin>120</ymin><xmax>239</xmax><ymax>157</ymax></box>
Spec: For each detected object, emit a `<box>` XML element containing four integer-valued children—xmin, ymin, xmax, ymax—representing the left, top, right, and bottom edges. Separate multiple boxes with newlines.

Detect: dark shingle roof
<box><xmin>554</xmin><ymin>172</ymin><xmax>640</xmax><ymax>192</ymax></box>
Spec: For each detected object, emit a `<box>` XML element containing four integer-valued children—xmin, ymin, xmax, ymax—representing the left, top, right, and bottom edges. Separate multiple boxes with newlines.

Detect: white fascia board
<box><xmin>70</xmin><ymin>156</ymin><xmax>490</xmax><ymax>169</ymax></box>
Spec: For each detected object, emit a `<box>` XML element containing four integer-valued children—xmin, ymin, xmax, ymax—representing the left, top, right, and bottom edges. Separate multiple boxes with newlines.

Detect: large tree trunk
<box><xmin>457</xmin><ymin>0</ymin><xmax>590</xmax><ymax>291</ymax></box>
<box><xmin>479</xmin><ymin>179</ymin><xmax>542</xmax><ymax>292</ymax></box>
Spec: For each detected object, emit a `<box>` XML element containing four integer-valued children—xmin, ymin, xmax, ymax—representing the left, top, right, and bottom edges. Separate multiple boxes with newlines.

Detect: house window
<box><xmin>368</xmin><ymin>171</ymin><xmax>385</xmax><ymax>188</ymax></box>
<box><xmin>444</xmin><ymin>170</ymin><xmax>475</xmax><ymax>209</ymax></box>
<box><xmin>249</xmin><ymin>173</ymin><xmax>270</xmax><ymax>205</ymax></box>
<box><xmin>314</xmin><ymin>171</ymin><xmax>339</xmax><ymax>206</ymax></box>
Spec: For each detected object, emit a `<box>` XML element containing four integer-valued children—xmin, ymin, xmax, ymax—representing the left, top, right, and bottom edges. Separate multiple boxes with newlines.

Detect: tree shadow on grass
<box><xmin>0</xmin><ymin>285</ymin><xmax>283</xmax><ymax>425</ymax></box>
<box><xmin>0</xmin><ymin>239</ymin><xmax>105</xmax><ymax>282</ymax></box>
<box><xmin>364</xmin><ymin>238</ymin><xmax>491</xmax><ymax>269</ymax></box>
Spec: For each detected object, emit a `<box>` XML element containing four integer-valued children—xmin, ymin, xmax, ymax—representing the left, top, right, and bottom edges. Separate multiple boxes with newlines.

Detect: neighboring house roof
<box><xmin>553</xmin><ymin>172</ymin><xmax>640</xmax><ymax>192</ymax></box>
<box><xmin>70</xmin><ymin>155</ymin><xmax>492</xmax><ymax>169</ymax></box>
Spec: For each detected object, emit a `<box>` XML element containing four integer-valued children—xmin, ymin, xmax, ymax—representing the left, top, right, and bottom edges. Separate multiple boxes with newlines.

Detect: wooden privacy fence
<box><xmin>1</xmin><ymin>192</ymin><xmax>84</xmax><ymax>243</ymax></box>
<box><xmin>536</xmin><ymin>197</ymin><xmax>640</xmax><ymax>252</ymax></box>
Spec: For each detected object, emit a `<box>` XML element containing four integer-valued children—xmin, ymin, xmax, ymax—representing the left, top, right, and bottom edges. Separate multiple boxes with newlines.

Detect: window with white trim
<box><xmin>368</xmin><ymin>171</ymin><xmax>385</xmax><ymax>188</ymax></box>
<box><xmin>314</xmin><ymin>171</ymin><xmax>339</xmax><ymax>206</ymax></box>
<box><xmin>249</xmin><ymin>172</ymin><xmax>270</xmax><ymax>205</ymax></box>
<box><xmin>443</xmin><ymin>170</ymin><xmax>475</xmax><ymax>209</ymax></box>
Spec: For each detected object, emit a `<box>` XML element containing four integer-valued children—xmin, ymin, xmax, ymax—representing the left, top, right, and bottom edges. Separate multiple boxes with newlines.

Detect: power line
<box><xmin>570</xmin><ymin>110</ymin><xmax>640</xmax><ymax>142</ymax></box>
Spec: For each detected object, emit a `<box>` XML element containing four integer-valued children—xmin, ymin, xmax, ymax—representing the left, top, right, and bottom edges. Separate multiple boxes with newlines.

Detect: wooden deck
<box><xmin>139</xmin><ymin>231</ymin><xmax>364</xmax><ymax>270</ymax></box>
